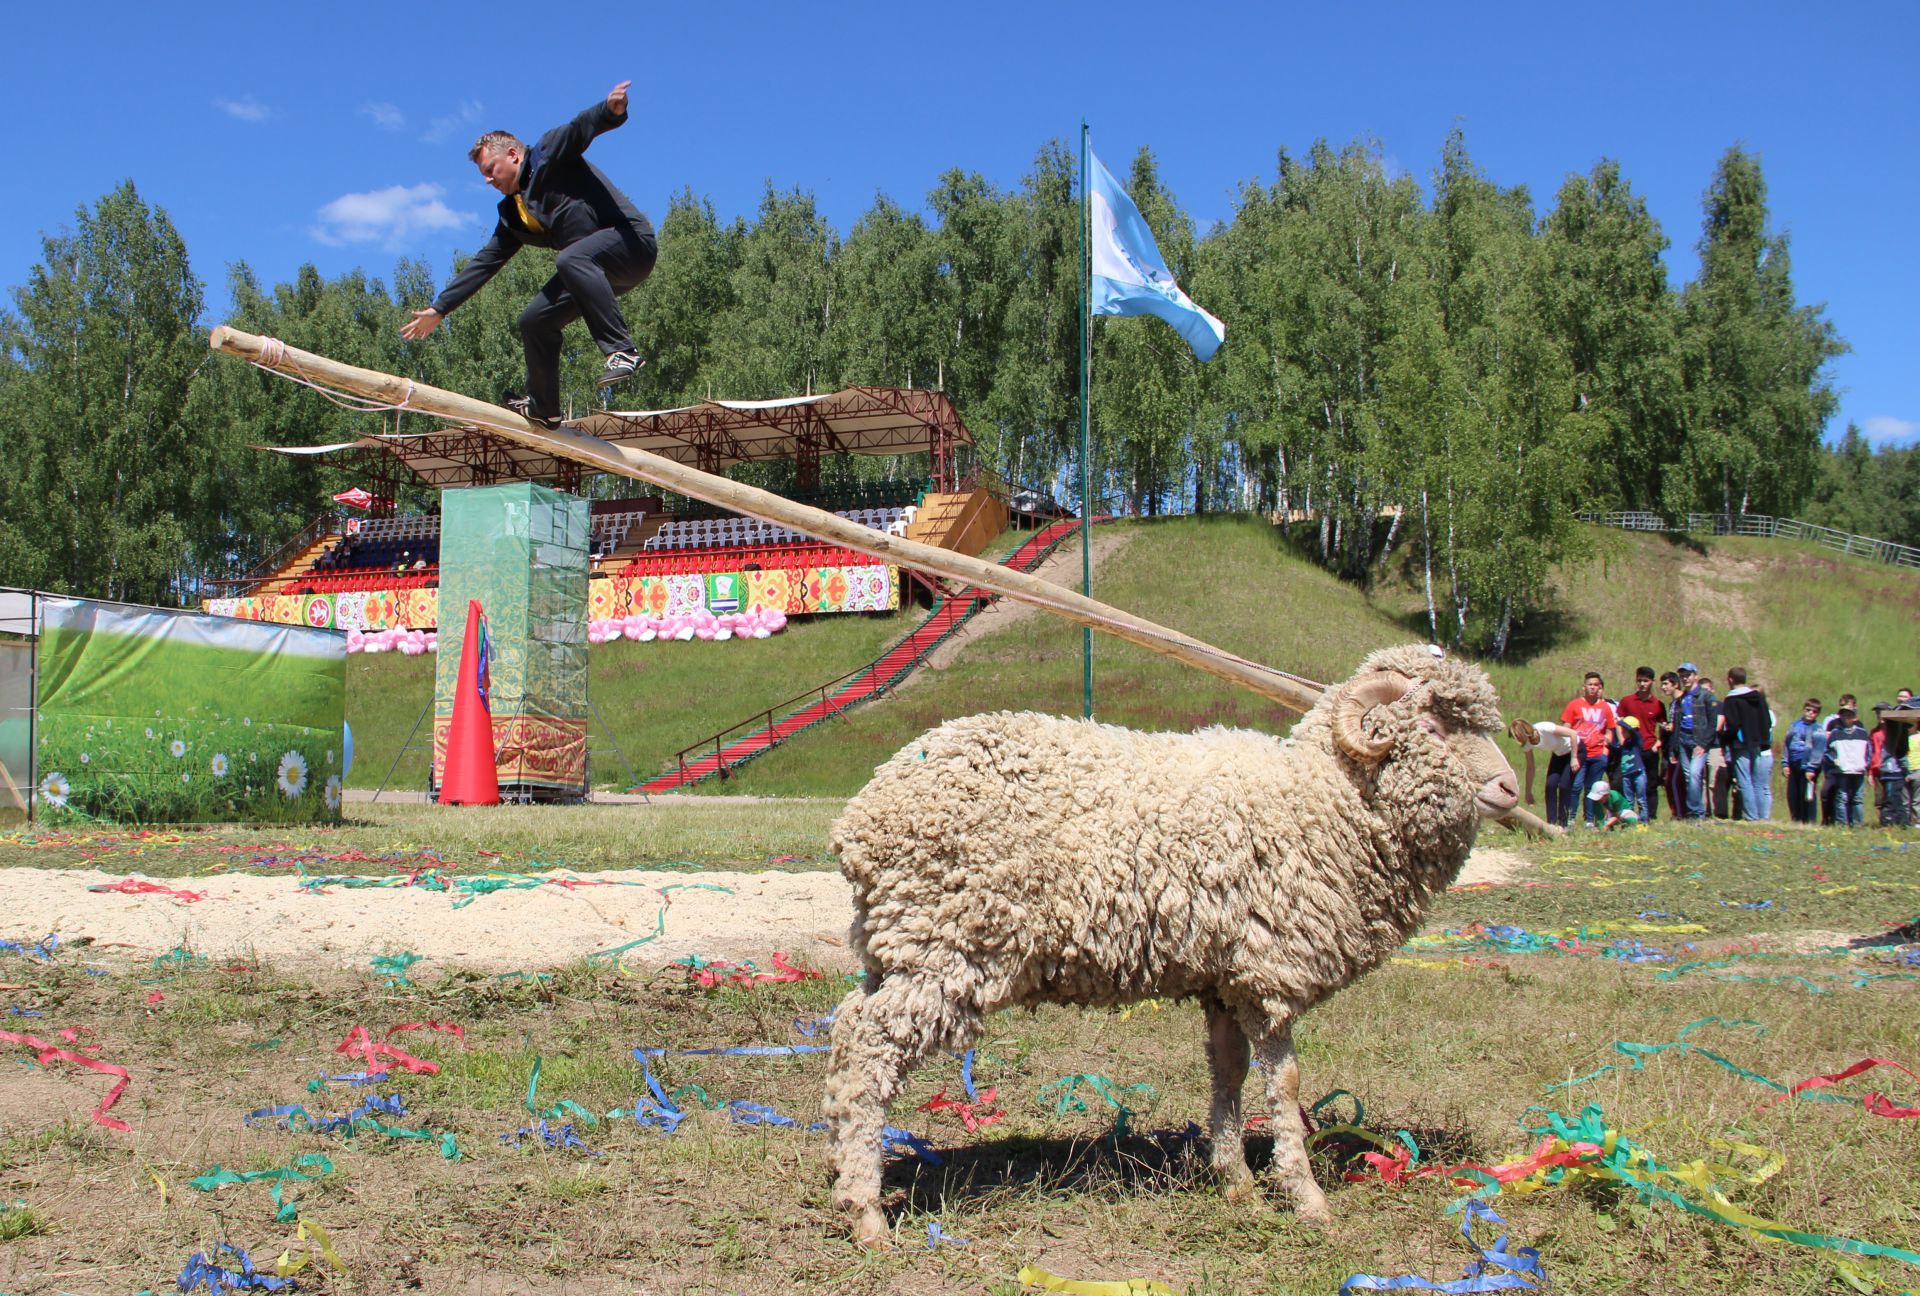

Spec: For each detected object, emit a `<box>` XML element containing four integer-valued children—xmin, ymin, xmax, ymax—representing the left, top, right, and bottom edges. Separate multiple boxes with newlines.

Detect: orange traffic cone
<box><xmin>439</xmin><ymin>599</ymin><xmax>499</xmax><ymax>806</ymax></box>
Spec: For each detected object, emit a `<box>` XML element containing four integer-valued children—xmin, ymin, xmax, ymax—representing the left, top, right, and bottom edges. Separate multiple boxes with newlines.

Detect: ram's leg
<box><xmin>821</xmin><ymin>972</ymin><xmax>971</xmax><ymax>1248</ymax></box>
<box><xmin>1251</xmin><ymin>1020</ymin><xmax>1331</xmax><ymax>1227</ymax></box>
<box><xmin>1202</xmin><ymin>995</ymin><xmax>1256</xmax><ymax>1201</ymax></box>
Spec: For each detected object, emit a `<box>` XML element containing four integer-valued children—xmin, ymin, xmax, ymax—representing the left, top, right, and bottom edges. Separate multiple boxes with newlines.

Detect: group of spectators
<box><xmin>1513</xmin><ymin>665</ymin><xmax>1917</xmax><ymax>830</ymax></box>
<box><xmin>310</xmin><ymin>533</ymin><xmax>360</xmax><ymax>572</ymax></box>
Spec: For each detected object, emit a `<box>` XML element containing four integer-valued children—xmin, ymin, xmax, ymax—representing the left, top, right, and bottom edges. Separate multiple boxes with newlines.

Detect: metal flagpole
<box><xmin>1079</xmin><ymin>120</ymin><xmax>1093</xmax><ymax>720</ymax></box>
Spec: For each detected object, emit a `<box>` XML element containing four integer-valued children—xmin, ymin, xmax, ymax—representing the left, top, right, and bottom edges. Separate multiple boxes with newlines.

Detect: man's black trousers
<box><xmin>520</xmin><ymin>224</ymin><xmax>657</xmax><ymax>417</ymax></box>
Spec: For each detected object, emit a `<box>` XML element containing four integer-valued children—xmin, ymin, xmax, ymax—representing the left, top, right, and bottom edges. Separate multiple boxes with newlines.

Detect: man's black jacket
<box><xmin>430</xmin><ymin>100</ymin><xmax>654</xmax><ymax>316</ymax></box>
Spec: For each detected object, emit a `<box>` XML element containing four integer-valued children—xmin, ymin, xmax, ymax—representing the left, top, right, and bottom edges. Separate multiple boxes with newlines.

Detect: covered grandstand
<box><xmin>208</xmin><ymin>386</ymin><xmax>1005</xmax><ymax>626</ymax></box>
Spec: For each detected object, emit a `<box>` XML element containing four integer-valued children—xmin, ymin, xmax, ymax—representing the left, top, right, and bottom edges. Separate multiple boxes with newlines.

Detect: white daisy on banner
<box><xmin>211</xmin><ymin>753</ymin><xmax>229</xmax><ymax>779</ymax></box>
<box><xmin>170</xmin><ymin>739</ymin><xmax>187</xmax><ymax>759</ymax></box>
<box><xmin>323</xmin><ymin>775</ymin><xmax>342</xmax><ymax>813</ymax></box>
<box><xmin>276</xmin><ymin>751</ymin><xmax>309</xmax><ymax>799</ymax></box>
<box><xmin>38</xmin><ymin>772</ymin><xmax>70</xmax><ymax>808</ymax></box>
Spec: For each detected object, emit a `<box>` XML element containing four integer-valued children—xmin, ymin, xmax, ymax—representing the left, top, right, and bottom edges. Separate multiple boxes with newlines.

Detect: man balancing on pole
<box><xmin>400</xmin><ymin>79</ymin><xmax>654</xmax><ymax>429</ymax></box>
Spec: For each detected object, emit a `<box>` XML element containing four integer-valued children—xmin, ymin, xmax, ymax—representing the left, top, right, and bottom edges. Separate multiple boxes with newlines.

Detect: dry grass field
<box><xmin>0</xmin><ymin>809</ymin><xmax>1915</xmax><ymax>1295</ymax></box>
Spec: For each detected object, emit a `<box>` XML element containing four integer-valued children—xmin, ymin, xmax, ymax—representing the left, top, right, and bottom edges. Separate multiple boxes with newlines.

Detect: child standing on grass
<box><xmin>1783</xmin><ymin>698</ymin><xmax>1823</xmax><ymax>825</ymax></box>
<box><xmin>1822</xmin><ymin>704</ymin><xmax>1871</xmax><ymax>828</ymax></box>
<box><xmin>1616</xmin><ymin>717</ymin><xmax>1650</xmax><ymax>821</ymax></box>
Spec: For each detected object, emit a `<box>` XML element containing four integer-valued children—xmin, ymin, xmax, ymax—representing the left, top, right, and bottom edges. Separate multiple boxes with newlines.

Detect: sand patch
<box><xmin>0</xmin><ymin>837</ymin><xmax>1532</xmax><ymax>974</ymax></box>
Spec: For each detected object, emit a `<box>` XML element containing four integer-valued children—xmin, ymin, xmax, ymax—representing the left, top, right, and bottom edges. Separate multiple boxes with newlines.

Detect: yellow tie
<box><xmin>514</xmin><ymin>194</ymin><xmax>545</xmax><ymax>233</ymax></box>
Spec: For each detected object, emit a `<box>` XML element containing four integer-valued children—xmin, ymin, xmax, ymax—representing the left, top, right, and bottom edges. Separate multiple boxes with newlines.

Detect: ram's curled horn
<box><xmin>1333</xmin><ymin>671</ymin><xmax>1416</xmax><ymax>762</ymax></box>
<box><xmin>1508</xmin><ymin>719</ymin><xmax>1538</xmax><ymax>747</ymax></box>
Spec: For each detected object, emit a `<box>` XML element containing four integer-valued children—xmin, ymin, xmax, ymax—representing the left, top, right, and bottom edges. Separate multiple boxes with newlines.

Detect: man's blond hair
<box><xmin>469</xmin><ymin>131</ymin><xmax>524</xmax><ymax>163</ymax></box>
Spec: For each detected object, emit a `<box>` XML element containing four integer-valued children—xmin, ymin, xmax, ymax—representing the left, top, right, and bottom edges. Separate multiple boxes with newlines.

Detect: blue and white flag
<box><xmin>1087</xmin><ymin>144</ymin><xmax>1226</xmax><ymax>361</ymax></box>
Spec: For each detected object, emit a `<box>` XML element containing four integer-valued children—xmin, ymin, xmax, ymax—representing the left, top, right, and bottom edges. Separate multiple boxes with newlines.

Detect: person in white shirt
<box><xmin>1510</xmin><ymin>719</ymin><xmax>1580</xmax><ymax>828</ymax></box>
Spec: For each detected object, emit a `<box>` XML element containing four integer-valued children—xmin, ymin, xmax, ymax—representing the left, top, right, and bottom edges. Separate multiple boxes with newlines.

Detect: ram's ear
<box><xmin>1334</xmin><ymin>671</ymin><xmax>1415</xmax><ymax>762</ymax></box>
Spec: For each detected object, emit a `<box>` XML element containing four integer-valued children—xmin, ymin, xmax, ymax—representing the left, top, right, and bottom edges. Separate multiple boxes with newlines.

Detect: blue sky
<box><xmin>8</xmin><ymin>2</ymin><xmax>1915</xmax><ymax>446</ymax></box>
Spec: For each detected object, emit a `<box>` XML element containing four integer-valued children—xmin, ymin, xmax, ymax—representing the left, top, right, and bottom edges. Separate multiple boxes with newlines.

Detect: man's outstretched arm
<box><xmin>539</xmin><ymin>80</ymin><xmax>632</xmax><ymax>166</ymax></box>
<box><xmin>402</xmin><ymin>226</ymin><xmax>521</xmax><ymax>339</ymax></box>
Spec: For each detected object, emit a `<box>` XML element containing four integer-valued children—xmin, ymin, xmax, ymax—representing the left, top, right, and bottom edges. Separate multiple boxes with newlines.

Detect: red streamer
<box><xmin>0</xmin><ymin>1028</ymin><xmax>131</xmax><ymax>1131</ymax></box>
<box><xmin>1763</xmin><ymin>1058</ymin><xmax>1920</xmax><ymax>1118</ymax></box>
<box><xmin>919</xmin><ymin>1086</ymin><xmax>1005</xmax><ymax>1132</ymax></box>
<box><xmin>87</xmin><ymin>878</ymin><xmax>213</xmax><ymax>903</ymax></box>
<box><xmin>683</xmin><ymin>952</ymin><xmax>823</xmax><ymax>989</ymax></box>
<box><xmin>333</xmin><ymin>1021</ymin><xmax>463</xmax><ymax>1075</ymax></box>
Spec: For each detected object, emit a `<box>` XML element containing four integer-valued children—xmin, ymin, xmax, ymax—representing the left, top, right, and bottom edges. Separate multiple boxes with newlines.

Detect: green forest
<box><xmin>0</xmin><ymin>130</ymin><xmax>1909</xmax><ymax>652</ymax></box>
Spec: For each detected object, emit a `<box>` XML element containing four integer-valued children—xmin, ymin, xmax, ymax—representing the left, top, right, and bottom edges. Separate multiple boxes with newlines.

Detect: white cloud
<box><xmin>359</xmin><ymin>101</ymin><xmax>406</xmax><ymax>131</ymax></box>
<box><xmin>215</xmin><ymin>95</ymin><xmax>271</xmax><ymax>123</ymax></box>
<box><xmin>310</xmin><ymin>184</ymin><xmax>476</xmax><ymax>250</ymax></box>
<box><xmin>422</xmin><ymin>99</ymin><xmax>485</xmax><ymax>144</ymax></box>
<box><xmin>1863</xmin><ymin>415</ymin><xmax>1920</xmax><ymax>446</ymax></box>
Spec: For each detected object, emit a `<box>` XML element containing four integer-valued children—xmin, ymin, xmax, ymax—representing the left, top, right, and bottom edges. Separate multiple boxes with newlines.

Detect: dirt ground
<box><xmin>0</xmin><ymin>847</ymin><xmax>1526</xmax><ymax>975</ymax></box>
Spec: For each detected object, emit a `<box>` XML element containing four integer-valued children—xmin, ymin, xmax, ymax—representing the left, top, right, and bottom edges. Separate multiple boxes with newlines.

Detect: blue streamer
<box><xmin>882</xmin><ymin>1124</ymin><xmax>944</xmax><ymax>1165</ymax></box>
<box><xmin>0</xmin><ymin>934</ymin><xmax>58</xmax><ymax>961</ymax></box>
<box><xmin>634</xmin><ymin>1044</ymin><xmax>831</xmax><ymax>1059</ymax></box>
<box><xmin>500</xmin><ymin>1119</ymin><xmax>601</xmax><ymax>1156</ymax></box>
<box><xmin>177</xmin><ymin>1242</ymin><xmax>294</xmax><ymax>1293</ymax></box>
<box><xmin>1341</xmin><ymin>1201</ymin><xmax>1545</xmax><ymax>1292</ymax></box>
<box><xmin>793</xmin><ymin>1010</ymin><xmax>838</xmax><ymax>1038</ymax></box>
<box><xmin>626</xmin><ymin>1057</ymin><xmax>689</xmax><ymax>1133</ymax></box>
<box><xmin>245</xmin><ymin>1091</ymin><xmax>408</xmax><ymax>1133</ymax></box>
<box><xmin>727</xmin><ymin>1100</ymin><xmax>799</xmax><ymax>1127</ymax></box>
<box><xmin>927</xmin><ymin>1220</ymin><xmax>969</xmax><ymax>1249</ymax></box>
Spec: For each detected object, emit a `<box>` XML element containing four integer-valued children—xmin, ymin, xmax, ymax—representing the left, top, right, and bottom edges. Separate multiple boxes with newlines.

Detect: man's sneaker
<box><xmin>503</xmin><ymin>394</ymin><xmax>563</xmax><ymax>431</ymax></box>
<box><xmin>597</xmin><ymin>350</ymin><xmax>646</xmax><ymax>387</ymax></box>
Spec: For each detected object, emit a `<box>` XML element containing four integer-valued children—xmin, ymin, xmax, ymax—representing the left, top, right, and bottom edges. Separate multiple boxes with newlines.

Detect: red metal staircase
<box><xmin>637</xmin><ymin>518</ymin><xmax>1092</xmax><ymax>793</ymax></box>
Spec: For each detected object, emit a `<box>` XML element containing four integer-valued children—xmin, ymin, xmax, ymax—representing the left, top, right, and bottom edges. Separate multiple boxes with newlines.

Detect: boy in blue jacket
<box><xmin>1783</xmin><ymin>698</ymin><xmax>1823</xmax><ymax>824</ymax></box>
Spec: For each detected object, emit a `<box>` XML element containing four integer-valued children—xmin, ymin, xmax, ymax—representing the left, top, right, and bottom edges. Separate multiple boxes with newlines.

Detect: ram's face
<box><xmin>1334</xmin><ymin>669</ymin><xmax>1518</xmax><ymax>819</ymax></box>
<box><xmin>1413</xmin><ymin>709</ymin><xmax>1519</xmax><ymax>818</ymax></box>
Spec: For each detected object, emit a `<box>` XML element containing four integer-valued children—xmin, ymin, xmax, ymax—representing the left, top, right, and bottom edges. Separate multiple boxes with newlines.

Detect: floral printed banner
<box><xmin>34</xmin><ymin>597</ymin><xmax>345</xmax><ymax>824</ymax></box>
<box><xmin>333</xmin><ymin>591</ymin><xmax>368</xmax><ymax>632</ymax></box>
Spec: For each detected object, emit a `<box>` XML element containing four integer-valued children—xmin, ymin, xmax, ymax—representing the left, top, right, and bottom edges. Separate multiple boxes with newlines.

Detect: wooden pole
<box><xmin>208</xmin><ymin>326</ymin><xmax>1325</xmax><ymax>715</ymax></box>
<box><xmin>206</xmin><ymin>326</ymin><xmax>1561</xmax><ymax>838</ymax></box>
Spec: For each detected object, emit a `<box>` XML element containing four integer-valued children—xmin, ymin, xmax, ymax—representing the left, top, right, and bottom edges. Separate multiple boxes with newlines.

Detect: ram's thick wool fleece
<box><xmin>822</xmin><ymin>645</ymin><xmax>1514</xmax><ymax>1246</ymax></box>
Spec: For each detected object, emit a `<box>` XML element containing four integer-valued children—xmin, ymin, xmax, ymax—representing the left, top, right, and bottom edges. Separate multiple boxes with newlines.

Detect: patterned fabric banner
<box><xmin>202</xmin><ymin>565</ymin><xmax>893</xmax><ymax>631</ymax></box>
<box><xmin>202</xmin><ymin>588</ymin><xmax>438</xmax><ymax>634</ymax></box>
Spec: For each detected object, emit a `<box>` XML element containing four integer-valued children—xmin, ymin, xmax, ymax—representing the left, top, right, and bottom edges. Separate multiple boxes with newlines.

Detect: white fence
<box><xmin>1579</xmin><ymin>512</ymin><xmax>1920</xmax><ymax>570</ymax></box>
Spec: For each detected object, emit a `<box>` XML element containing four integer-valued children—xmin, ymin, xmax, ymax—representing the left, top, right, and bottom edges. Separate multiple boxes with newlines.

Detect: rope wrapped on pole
<box><xmin>205</xmin><ymin>325</ymin><xmax>1559</xmax><ymax>838</ymax></box>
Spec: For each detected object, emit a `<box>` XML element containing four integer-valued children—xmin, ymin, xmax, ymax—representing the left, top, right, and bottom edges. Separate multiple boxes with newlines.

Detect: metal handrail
<box><xmin>203</xmin><ymin>511</ymin><xmax>344</xmax><ymax>591</ymax></box>
<box><xmin>1578</xmin><ymin>512</ymin><xmax>1920</xmax><ymax>570</ymax></box>
<box><xmin>664</xmin><ymin>591</ymin><xmax>988</xmax><ymax>784</ymax></box>
<box><xmin>655</xmin><ymin>518</ymin><xmax>1086</xmax><ymax>788</ymax></box>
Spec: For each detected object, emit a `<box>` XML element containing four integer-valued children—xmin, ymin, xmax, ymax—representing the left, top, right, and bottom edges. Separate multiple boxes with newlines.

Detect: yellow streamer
<box><xmin>274</xmin><ymin>1217</ymin><xmax>345</xmax><ymax>1277</ymax></box>
<box><xmin>150</xmin><ymin>1171</ymin><xmax>168</xmax><ymax>1206</ymax></box>
<box><xmin>1018</xmin><ymin>1263</ymin><xmax>1181</xmax><ymax>1295</ymax></box>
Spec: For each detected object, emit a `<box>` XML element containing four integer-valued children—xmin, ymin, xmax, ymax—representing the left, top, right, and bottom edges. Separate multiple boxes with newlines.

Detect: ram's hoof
<box><xmin>1292</xmin><ymin>1198</ymin><xmax>1333</xmax><ymax>1230</ymax></box>
<box><xmin>852</xmin><ymin>1208</ymin><xmax>889</xmax><ymax>1250</ymax></box>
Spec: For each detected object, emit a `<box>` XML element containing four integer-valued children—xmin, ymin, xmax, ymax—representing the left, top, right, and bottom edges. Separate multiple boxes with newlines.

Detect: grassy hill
<box><xmin>346</xmin><ymin>519</ymin><xmax>1920</xmax><ymax>795</ymax></box>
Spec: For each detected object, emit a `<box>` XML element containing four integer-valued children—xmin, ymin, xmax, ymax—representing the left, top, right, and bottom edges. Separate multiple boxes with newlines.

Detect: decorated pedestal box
<box><xmin>431</xmin><ymin>484</ymin><xmax>589</xmax><ymax>799</ymax></box>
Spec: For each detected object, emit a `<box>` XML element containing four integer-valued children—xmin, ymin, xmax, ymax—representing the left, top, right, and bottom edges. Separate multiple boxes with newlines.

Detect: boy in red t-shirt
<box><xmin>1616</xmin><ymin>666</ymin><xmax>1668</xmax><ymax>820</ymax></box>
<box><xmin>1560</xmin><ymin>671</ymin><xmax>1621</xmax><ymax>828</ymax></box>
